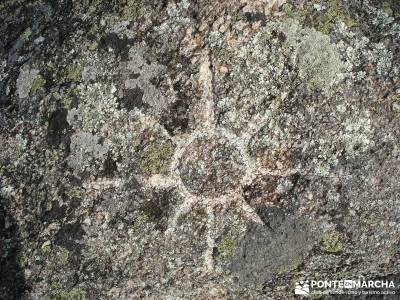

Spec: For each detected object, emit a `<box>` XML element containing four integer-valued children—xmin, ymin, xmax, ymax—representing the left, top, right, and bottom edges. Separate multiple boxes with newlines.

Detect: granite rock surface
<box><xmin>0</xmin><ymin>0</ymin><xmax>399</xmax><ymax>299</ymax></box>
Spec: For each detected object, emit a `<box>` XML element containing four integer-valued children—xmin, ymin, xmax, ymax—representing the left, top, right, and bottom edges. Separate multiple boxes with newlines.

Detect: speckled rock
<box><xmin>1</xmin><ymin>0</ymin><xmax>399</xmax><ymax>299</ymax></box>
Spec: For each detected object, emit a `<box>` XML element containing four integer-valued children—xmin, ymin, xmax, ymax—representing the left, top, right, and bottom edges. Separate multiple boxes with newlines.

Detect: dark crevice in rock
<box><xmin>98</xmin><ymin>32</ymin><xmax>136</xmax><ymax>60</ymax></box>
<box><xmin>117</xmin><ymin>87</ymin><xmax>148</xmax><ymax>111</ymax></box>
<box><xmin>46</xmin><ymin>108</ymin><xmax>71</xmax><ymax>149</ymax></box>
<box><xmin>160</xmin><ymin>99</ymin><xmax>190</xmax><ymax>135</ymax></box>
<box><xmin>0</xmin><ymin>200</ymin><xmax>29</xmax><ymax>299</ymax></box>
<box><xmin>55</xmin><ymin>221</ymin><xmax>85</xmax><ymax>253</ymax></box>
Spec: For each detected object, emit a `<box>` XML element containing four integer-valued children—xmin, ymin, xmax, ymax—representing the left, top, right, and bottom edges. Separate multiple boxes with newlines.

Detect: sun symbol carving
<box><xmin>143</xmin><ymin>50</ymin><xmax>300</xmax><ymax>272</ymax></box>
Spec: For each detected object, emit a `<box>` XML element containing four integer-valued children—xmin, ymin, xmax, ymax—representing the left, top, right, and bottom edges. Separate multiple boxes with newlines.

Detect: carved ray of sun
<box><xmin>143</xmin><ymin>50</ymin><xmax>302</xmax><ymax>272</ymax></box>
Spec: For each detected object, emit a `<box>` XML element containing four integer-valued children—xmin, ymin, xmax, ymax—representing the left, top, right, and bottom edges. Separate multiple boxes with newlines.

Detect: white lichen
<box><xmin>155</xmin><ymin>0</ymin><xmax>191</xmax><ymax>35</ymax></box>
<box><xmin>67</xmin><ymin>82</ymin><xmax>121</xmax><ymax>133</ymax></box>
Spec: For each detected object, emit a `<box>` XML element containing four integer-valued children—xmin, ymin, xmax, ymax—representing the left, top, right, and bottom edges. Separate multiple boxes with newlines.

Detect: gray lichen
<box><xmin>67</xmin><ymin>83</ymin><xmax>120</xmax><ymax>133</ymax></box>
<box><xmin>155</xmin><ymin>0</ymin><xmax>191</xmax><ymax>35</ymax></box>
<box><xmin>16</xmin><ymin>68</ymin><xmax>39</xmax><ymax>98</ymax></box>
<box><xmin>67</xmin><ymin>132</ymin><xmax>110</xmax><ymax>175</ymax></box>
<box><xmin>123</xmin><ymin>46</ymin><xmax>169</xmax><ymax>112</ymax></box>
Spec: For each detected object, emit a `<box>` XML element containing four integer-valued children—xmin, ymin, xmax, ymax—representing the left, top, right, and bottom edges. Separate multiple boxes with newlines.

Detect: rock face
<box><xmin>0</xmin><ymin>0</ymin><xmax>399</xmax><ymax>299</ymax></box>
<box><xmin>178</xmin><ymin>134</ymin><xmax>245</xmax><ymax>197</ymax></box>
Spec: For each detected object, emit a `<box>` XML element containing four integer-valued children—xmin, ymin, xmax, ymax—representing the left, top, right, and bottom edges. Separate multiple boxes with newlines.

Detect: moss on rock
<box><xmin>283</xmin><ymin>0</ymin><xmax>357</xmax><ymax>34</ymax></box>
<box><xmin>67</xmin><ymin>64</ymin><xmax>83</xmax><ymax>82</ymax></box>
<box><xmin>120</xmin><ymin>0</ymin><xmax>147</xmax><ymax>20</ymax></box>
<box><xmin>218</xmin><ymin>235</ymin><xmax>237</xmax><ymax>261</ymax></box>
<box><xmin>138</xmin><ymin>140</ymin><xmax>174</xmax><ymax>175</ymax></box>
<box><xmin>48</xmin><ymin>285</ymin><xmax>86</xmax><ymax>300</ymax></box>
<box><xmin>322</xmin><ymin>230</ymin><xmax>343</xmax><ymax>253</ymax></box>
<box><xmin>311</xmin><ymin>0</ymin><xmax>357</xmax><ymax>34</ymax></box>
<box><xmin>65</xmin><ymin>184</ymin><xmax>85</xmax><ymax>199</ymax></box>
<box><xmin>20</xmin><ymin>27</ymin><xmax>32</xmax><ymax>41</ymax></box>
<box><xmin>54</xmin><ymin>247</ymin><xmax>70</xmax><ymax>266</ymax></box>
<box><xmin>30</xmin><ymin>75</ymin><xmax>46</xmax><ymax>95</ymax></box>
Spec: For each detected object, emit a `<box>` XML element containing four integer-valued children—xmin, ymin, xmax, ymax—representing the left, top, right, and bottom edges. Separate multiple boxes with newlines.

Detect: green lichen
<box><xmin>67</xmin><ymin>65</ymin><xmax>83</xmax><ymax>82</ymax></box>
<box><xmin>279</xmin><ymin>21</ymin><xmax>347</xmax><ymax>91</ymax></box>
<box><xmin>132</xmin><ymin>214</ymin><xmax>149</xmax><ymax>232</ymax></box>
<box><xmin>366</xmin><ymin>213</ymin><xmax>380</xmax><ymax>225</ymax></box>
<box><xmin>52</xmin><ymin>92</ymin><xmax>72</xmax><ymax>108</ymax></box>
<box><xmin>48</xmin><ymin>285</ymin><xmax>86</xmax><ymax>300</ymax></box>
<box><xmin>120</xmin><ymin>0</ymin><xmax>147</xmax><ymax>20</ymax></box>
<box><xmin>30</xmin><ymin>75</ymin><xmax>46</xmax><ymax>95</ymax></box>
<box><xmin>88</xmin><ymin>42</ymin><xmax>98</xmax><ymax>51</ymax></box>
<box><xmin>218</xmin><ymin>235</ymin><xmax>237</xmax><ymax>260</ymax></box>
<box><xmin>336</xmin><ymin>270</ymin><xmax>352</xmax><ymax>279</ymax></box>
<box><xmin>278</xmin><ymin>263</ymin><xmax>299</xmax><ymax>274</ymax></box>
<box><xmin>88</xmin><ymin>23</ymin><xmax>100</xmax><ymax>37</ymax></box>
<box><xmin>382</xmin><ymin>2</ymin><xmax>393</xmax><ymax>17</ymax></box>
<box><xmin>255</xmin><ymin>284</ymin><xmax>265</xmax><ymax>294</ymax></box>
<box><xmin>42</xmin><ymin>246</ymin><xmax>70</xmax><ymax>268</ymax></box>
<box><xmin>227</xmin><ymin>19</ymin><xmax>347</xmax><ymax>121</ymax></box>
<box><xmin>385</xmin><ymin>244</ymin><xmax>397</xmax><ymax>258</ymax></box>
<box><xmin>308</xmin><ymin>78</ymin><xmax>324</xmax><ymax>91</ymax></box>
<box><xmin>65</xmin><ymin>185</ymin><xmax>85</xmax><ymax>199</ymax></box>
<box><xmin>41</xmin><ymin>240</ymin><xmax>52</xmax><ymax>254</ymax></box>
<box><xmin>16</xmin><ymin>251</ymin><xmax>30</xmax><ymax>268</ymax></box>
<box><xmin>283</xmin><ymin>0</ymin><xmax>357</xmax><ymax>34</ymax></box>
<box><xmin>138</xmin><ymin>140</ymin><xmax>174</xmax><ymax>174</ymax></box>
<box><xmin>55</xmin><ymin>247</ymin><xmax>70</xmax><ymax>266</ymax></box>
<box><xmin>310</xmin><ymin>294</ymin><xmax>324</xmax><ymax>300</ymax></box>
<box><xmin>21</xmin><ymin>27</ymin><xmax>32</xmax><ymax>41</ymax></box>
<box><xmin>310</xmin><ymin>0</ymin><xmax>356</xmax><ymax>34</ymax></box>
<box><xmin>82</xmin><ymin>0</ymin><xmax>101</xmax><ymax>12</ymax></box>
<box><xmin>322</xmin><ymin>230</ymin><xmax>343</xmax><ymax>253</ymax></box>
<box><xmin>176</xmin><ymin>211</ymin><xmax>187</xmax><ymax>227</ymax></box>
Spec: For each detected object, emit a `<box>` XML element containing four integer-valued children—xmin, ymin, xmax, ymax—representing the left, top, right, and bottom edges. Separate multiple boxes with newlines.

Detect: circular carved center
<box><xmin>178</xmin><ymin>134</ymin><xmax>244</xmax><ymax>197</ymax></box>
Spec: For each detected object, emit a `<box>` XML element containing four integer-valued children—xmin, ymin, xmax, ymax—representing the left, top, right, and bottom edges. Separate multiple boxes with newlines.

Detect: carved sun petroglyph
<box><xmin>140</xmin><ymin>50</ymin><xmax>311</xmax><ymax>272</ymax></box>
